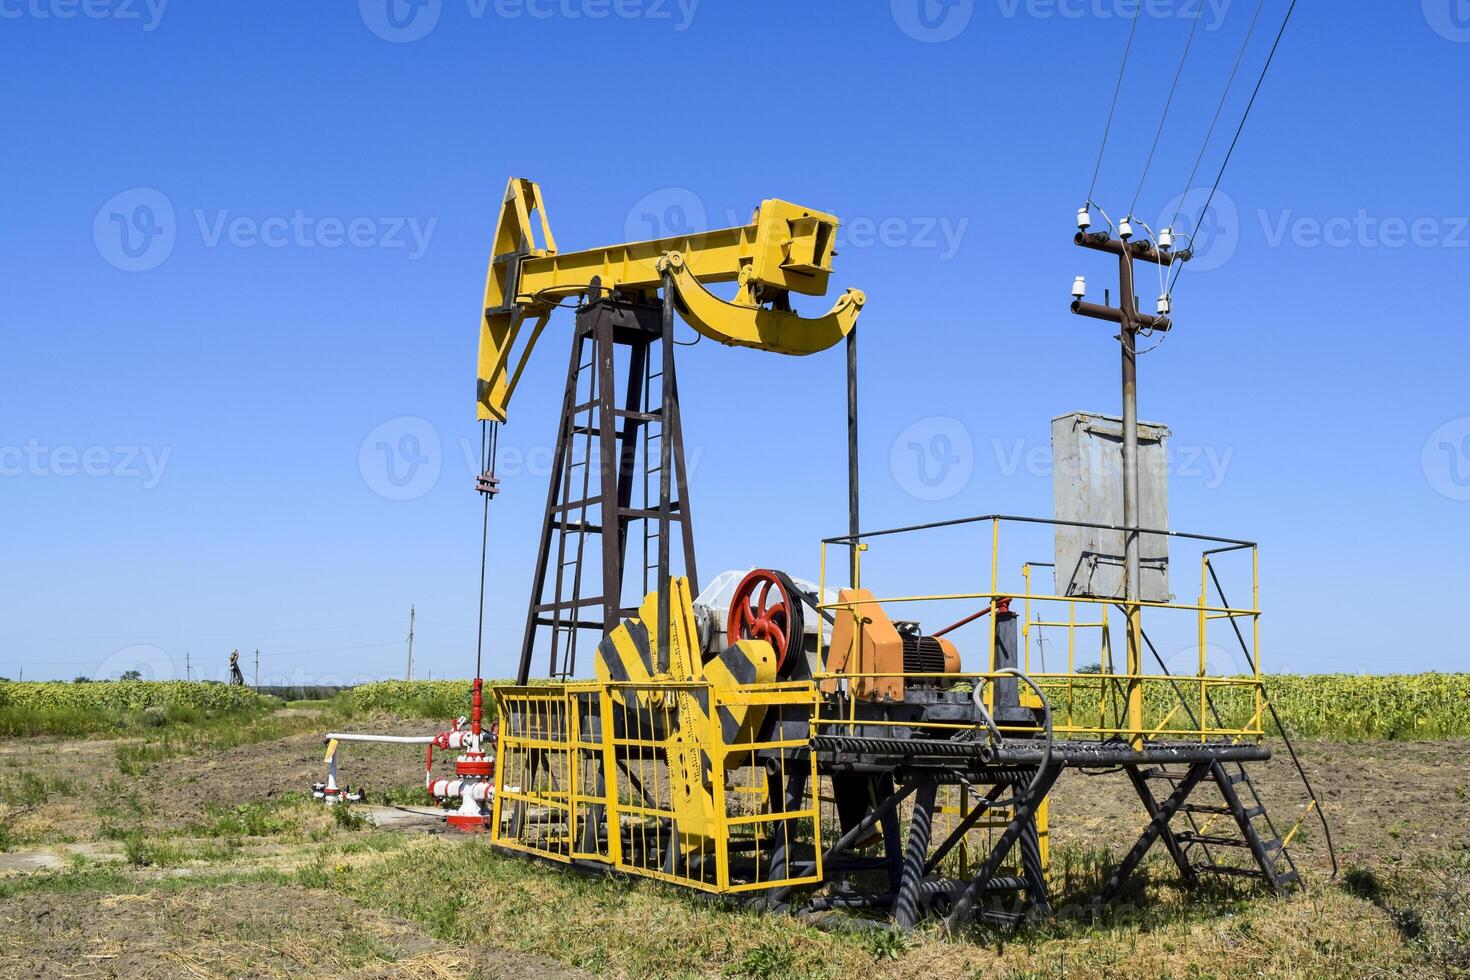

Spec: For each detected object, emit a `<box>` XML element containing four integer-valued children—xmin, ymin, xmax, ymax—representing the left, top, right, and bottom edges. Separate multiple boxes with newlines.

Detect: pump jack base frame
<box><xmin>488</xmin><ymin>735</ymin><xmax>1294</xmax><ymax>934</ymax></box>
<box><xmin>780</xmin><ymin>737</ymin><xmax>1290</xmax><ymax>934</ymax></box>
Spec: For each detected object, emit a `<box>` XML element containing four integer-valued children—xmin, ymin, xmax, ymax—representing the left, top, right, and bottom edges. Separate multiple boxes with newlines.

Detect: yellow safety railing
<box><xmin>491</xmin><ymin>680</ymin><xmax>823</xmax><ymax>895</ymax></box>
<box><xmin>815</xmin><ymin>514</ymin><xmax>1266</xmax><ymax>744</ymax></box>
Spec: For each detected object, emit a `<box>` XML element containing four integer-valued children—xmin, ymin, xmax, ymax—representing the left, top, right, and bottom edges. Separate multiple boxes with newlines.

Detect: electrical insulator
<box><xmin>1118</xmin><ymin>216</ymin><xmax>1134</xmax><ymax>241</ymax></box>
<box><xmin>1158</xmin><ymin>227</ymin><xmax>1173</xmax><ymax>251</ymax></box>
<box><xmin>1072</xmin><ymin>276</ymin><xmax>1086</xmax><ymax>300</ymax></box>
<box><xmin>1157</xmin><ymin>293</ymin><xmax>1172</xmax><ymax>316</ymax></box>
<box><xmin>1076</xmin><ymin>206</ymin><xmax>1091</xmax><ymax>231</ymax></box>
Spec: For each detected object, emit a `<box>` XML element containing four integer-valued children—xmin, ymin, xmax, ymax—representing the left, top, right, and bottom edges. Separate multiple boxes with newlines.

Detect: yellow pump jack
<box><xmin>476</xmin><ymin>177</ymin><xmax>867</xmax><ymax>422</ymax></box>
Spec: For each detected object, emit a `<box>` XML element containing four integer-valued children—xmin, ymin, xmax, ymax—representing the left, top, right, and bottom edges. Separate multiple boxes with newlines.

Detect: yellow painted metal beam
<box><xmin>476</xmin><ymin>177</ymin><xmax>864</xmax><ymax>422</ymax></box>
<box><xmin>657</xmin><ymin>251</ymin><xmax>864</xmax><ymax>355</ymax></box>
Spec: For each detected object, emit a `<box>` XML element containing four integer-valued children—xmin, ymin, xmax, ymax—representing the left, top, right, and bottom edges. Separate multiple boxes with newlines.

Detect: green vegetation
<box><xmin>0</xmin><ymin>680</ymin><xmax>274</xmax><ymax>737</ymax></box>
<box><xmin>1143</xmin><ymin>673</ymin><xmax>1470</xmax><ymax>741</ymax></box>
<box><xmin>343</xmin><ymin>674</ymin><xmax>1470</xmax><ymax>742</ymax></box>
<box><xmin>108</xmin><ymin>708</ymin><xmax>342</xmax><ymax>778</ymax></box>
<box><xmin>4</xmin><ymin>673</ymin><xmax>1467</xmax><ymax>743</ymax></box>
<box><xmin>335</xmin><ymin>679</ymin><xmax>489</xmax><ymax>721</ymax></box>
<box><xmin>190</xmin><ymin>799</ymin><xmax>307</xmax><ymax>839</ymax></box>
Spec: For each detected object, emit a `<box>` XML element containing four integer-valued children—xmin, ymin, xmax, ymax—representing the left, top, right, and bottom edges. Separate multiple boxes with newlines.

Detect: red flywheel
<box><xmin>727</xmin><ymin>569</ymin><xmax>801</xmax><ymax>675</ymax></box>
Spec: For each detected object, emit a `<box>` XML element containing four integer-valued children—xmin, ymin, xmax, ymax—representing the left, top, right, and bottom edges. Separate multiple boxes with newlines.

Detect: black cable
<box><xmin>1172</xmin><ymin>0</ymin><xmax>1299</xmax><ymax>294</ymax></box>
<box><xmin>1129</xmin><ymin>8</ymin><xmax>1203</xmax><ymax>218</ymax></box>
<box><xmin>1087</xmin><ymin>5</ymin><xmax>1143</xmax><ymax>204</ymax></box>
<box><xmin>1167</xmin><ymin>0</ymin><xmax>1268</xmax><ymax>237</ymax></box>
<box><xmin>1204</xmin><ymin>561</ymin><xmax>1339</xmax><ymax>878</ymax></box>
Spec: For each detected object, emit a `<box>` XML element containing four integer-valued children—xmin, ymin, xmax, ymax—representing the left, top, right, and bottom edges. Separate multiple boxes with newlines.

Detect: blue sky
<box><xmin>2</xmin><ymin>0</ymin><xmax>1466</xmax><ymax>682</ymax></box>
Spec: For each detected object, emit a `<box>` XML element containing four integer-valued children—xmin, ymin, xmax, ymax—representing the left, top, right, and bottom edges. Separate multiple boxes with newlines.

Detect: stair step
<box><xmin>1176</xmin><ymin>833</ymin><xmax>1250</xmax><ymax>849</ymax></box>
<box><xmin>1193</xmin><ymin>863</ymin><xmax>1268</xmax><ymax>880</ymax></box>
<box><xmin>1178</xmin><ymin>832</ymin><xmax>1283</xmax><ymax>852</ymax></box>
<box><xmin>1180</xmin><ymin>803</ymin><xmax>1262</xmax><ymax>819</ymax></box>
<box><xmin>1194</xmin><ymin>860</ymin><xmax>1294</xmax><ymax>882</ymax></box>
<box><xmin>1140</xmin><ymin>768</ymin><xmax>1185</xmax><ymax>781</ymax></box>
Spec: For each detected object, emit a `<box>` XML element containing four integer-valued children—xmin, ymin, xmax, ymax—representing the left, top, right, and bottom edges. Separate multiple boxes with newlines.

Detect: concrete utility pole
<box><xmin>185</xmin><ymin>652</ymin><xmax>192</xmax><ymax>682</ymax></box>
<box><xmin>254</xmin><ymin>649</ymin><xmax>260</xmax><ymax>688</ymax></box>
<box><xmin>406</xmin><ymin>605</ymin><xmax>416</xmax><ymax>682</ymax></box>
<box><xmin>1070</xmin><ymin>222</ymin><xmax>1189</xmax><ymax>747</ymax></box>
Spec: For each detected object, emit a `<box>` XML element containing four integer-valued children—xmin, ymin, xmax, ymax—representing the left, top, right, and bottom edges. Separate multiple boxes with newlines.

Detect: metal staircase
<box><xmin>516</xmin><ymin>293</ymin><xmax>697</xmax><ymax>683</ymax></box>
<box><xmin>1135</xmin><ymin>758</ymin><xmax>1301</xmax><ymax>892</ymax></box>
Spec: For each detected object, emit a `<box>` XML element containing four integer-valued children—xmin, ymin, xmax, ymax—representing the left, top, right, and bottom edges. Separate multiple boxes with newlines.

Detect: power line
<box><xmin>1167</xmin><ymin>0</ymin><xmax>1269</xmax><ymax>236</ymax></box>
<box><xmin>1086</xmin><ymin>4</ymin><xmax>1143</xmax><ymax>205</ymax></box>
<box><xmin>1173</xmin><ymin>0</ymin><xmax>1300</xmax><ymax>293</ymax></box>
<box><xmin>1129</xmin><ymin>7</ymin><xmax>1203</xmax><ymax>218</ymax></box>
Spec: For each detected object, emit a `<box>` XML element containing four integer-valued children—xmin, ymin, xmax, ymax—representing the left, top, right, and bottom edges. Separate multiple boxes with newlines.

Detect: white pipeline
<box><xmin>325</xmin><ymin>730</ymin><xmax>485</xmax><ymax>751</ymax></box>
<box><xmin>324</xmin><ymin>733</ymin><xmax>437</xmax><ymax>745</ymax></box>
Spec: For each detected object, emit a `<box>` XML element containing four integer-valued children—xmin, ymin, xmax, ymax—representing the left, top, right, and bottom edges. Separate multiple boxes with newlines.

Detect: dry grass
<box><xmin>1</xmin><ymin>709</ymin><xmax>1465</xmax><ymax>978</ymax></box>
<box><xmin>295</xmin><ymin>834</ymin><xmax>1441</xmax><ymax>979</ymax></box>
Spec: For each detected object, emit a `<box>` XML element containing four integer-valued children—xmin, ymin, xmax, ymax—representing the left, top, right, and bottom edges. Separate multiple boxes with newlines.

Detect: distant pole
<box><xmin>186</xmin><ymin>652</ymin><xmax>192</xmax><ymax>682</ymax></box>
<box><xmin>406</xmin><ymin>605</ymin><xmax>416</xmax><ymax>681</ymax></box>
<box><xmin>253</xmin><ymin>649</ymin><xmax>259</xmax><ymax>688</ymax></box>
<box><xmin>17</xmin><ymin>667</ymin><xmax>22</xmax><ymax>682</ymax></box>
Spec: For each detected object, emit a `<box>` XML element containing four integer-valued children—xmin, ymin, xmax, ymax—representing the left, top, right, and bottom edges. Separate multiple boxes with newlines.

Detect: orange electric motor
<box><xmin>823</xmin><ymin>588</ymin><xmax>961</xmax><ymax>703</ymax></box>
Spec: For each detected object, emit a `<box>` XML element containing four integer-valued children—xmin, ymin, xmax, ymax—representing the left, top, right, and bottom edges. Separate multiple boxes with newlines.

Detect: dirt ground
<box><xmin>1</xmin><ymin>717</ymin><xmax>1465</xmax><ymax>978</ymax></box>
<box><xmin>1048</xmin><ymin>738</ymin><xmax>1470</xmax><ymax>874</ymax></box>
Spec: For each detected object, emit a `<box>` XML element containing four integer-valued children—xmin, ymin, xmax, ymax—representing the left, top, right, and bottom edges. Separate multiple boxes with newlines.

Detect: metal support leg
<box><xmin>880</xmin><ymin>785</ymin><xmax>903</xmax><ymax>893</ymax></box>
<box><xmin>765</xmin><ymin>760</ymin><xmax>810</xmax><ymax>883</ymax></box>
<box><xmin>945</xmin><ymin>765</ymin><xmax>1061</xmax><ymax>933</ymax></box>
<box><xmin>768</xmin><ymin>775</ymin><xmax>923</xmax><ymax>907</ymax></box>
<box><xmin>924</xmin><ymin>784</ymin><xmax>1005</xmax><ymax>875</ymax></box>
<box><xmin>516</xmin><ymin>330</ymin><xmax>585</xmax><ymax>684</ymax></box>
<box><xmin>1125</xmin><ymin>764</ymin><xmax>1198</xmax><ymax>886</ymax></box>
<box><xmin>1095</xmin><ymin>761</ymin><xmax>1210</xmax><ymax>906</ymax></box>
<box><xmin>893</xmin><ymin>778</ymin><xmax>938</xmax><ymax>930</ymax></box>
<box><xmin>1016</xmin><ymin>816</ymin><xmax>1052</xmax><ymax>919</ymax></box>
